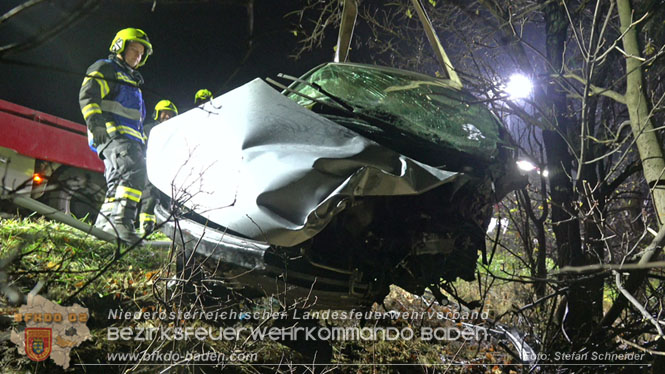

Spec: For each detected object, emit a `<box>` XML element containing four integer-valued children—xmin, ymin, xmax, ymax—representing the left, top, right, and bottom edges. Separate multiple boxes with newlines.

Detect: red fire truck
<box><xmin>0</xmin><ymin>99</ymin><xmax>106</xmax><ymax>222</ymax></box>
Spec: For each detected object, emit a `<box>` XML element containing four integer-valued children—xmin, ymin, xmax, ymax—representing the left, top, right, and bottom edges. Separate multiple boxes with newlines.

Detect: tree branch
<box><xmin>557</xmin><ymin>261</ymin><xmax>665</xmax><ymax>274</ymax></box>
<box><xmin>564</xmin><ymin>73</ymin><xmax>626</xmax><ymax>104</ymax></box>
<box><xmin>601</xmin><ymin>223</ymin><xmax>665</xmax><ymax>328</ymax></box>
<box><xmin>614</xmin><ymin>270</ymin><xmax>665</xmax><ymax>339</ymax></box>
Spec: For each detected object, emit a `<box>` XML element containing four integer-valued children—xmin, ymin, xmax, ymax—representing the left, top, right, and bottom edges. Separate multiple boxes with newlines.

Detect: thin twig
<box><xmin>614</xmin><ymin>270</ymin><xmax>665</xmax><ymax>339</ymax></box>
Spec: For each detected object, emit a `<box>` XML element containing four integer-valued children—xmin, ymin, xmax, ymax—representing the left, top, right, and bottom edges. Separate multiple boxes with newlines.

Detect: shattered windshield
<box><xmin>286</xmin><ymin>63</ymin><xmax>502</xmax><ymax>159</ymax></box>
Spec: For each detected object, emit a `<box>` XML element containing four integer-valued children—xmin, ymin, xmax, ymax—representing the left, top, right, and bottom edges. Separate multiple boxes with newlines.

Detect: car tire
<box><xmin>42</xmin><ymin>167</ymin><xmax>107</xmax><ymax>223</ymax></box>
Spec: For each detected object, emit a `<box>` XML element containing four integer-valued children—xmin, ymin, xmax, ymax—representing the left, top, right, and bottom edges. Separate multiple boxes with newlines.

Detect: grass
<box><xmin>1</xmin><ymin>217</ymin><xmax>525</xmax><ymax>374</ymax></box>
<box><xmin>0</xmin><ymin>217</ymin><xmax>177</xmax><ymax>372</ymax></box>
<box><xmin>0</xmin><ymin>216</ymin><xmax>166</xmax><ymax>303</ymax></box>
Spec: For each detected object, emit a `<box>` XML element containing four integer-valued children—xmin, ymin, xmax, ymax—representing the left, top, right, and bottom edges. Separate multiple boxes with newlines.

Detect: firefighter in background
<box><xmin>79</xmin><ymin>28</ymin><xmax>152</xmax><ymax>244</ymax></box>
<box><xmin>139</xmin><ymin>99</ymin><xmax>178</xmax><ymax>235</ymax></box>
<box><xmin>194</xmin><ymin>89</ymin><xmax>213</xmax><ymax>105</ymax></box>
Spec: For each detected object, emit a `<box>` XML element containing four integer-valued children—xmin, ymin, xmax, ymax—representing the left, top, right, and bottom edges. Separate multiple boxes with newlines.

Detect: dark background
<box><xmin>0</xmin><ymin>0</ymin><xmax>330</xmax><ymax>123</ymax></box>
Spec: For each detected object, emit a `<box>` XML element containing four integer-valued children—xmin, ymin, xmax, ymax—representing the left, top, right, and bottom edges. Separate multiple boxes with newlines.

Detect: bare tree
<box><xmin>287</xmin><ymin>0</ymin><xmax>665</xmax><ymax>370</ymax></box>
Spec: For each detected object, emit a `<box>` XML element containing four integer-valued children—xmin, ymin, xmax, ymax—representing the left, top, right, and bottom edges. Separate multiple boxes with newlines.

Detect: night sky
<box><xmin>0</xmin><ymin>0</ymin><xmax>330</xmax><ymax>123</ymax></box>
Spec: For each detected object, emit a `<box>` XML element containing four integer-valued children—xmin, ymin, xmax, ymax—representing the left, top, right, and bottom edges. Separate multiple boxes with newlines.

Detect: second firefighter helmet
<box><xmin>109</xmin><ymin>28</ymin><xmax>153</xmax><ymax>67</ymax></box>
<box><xmin>194</xmin><ymin>89</ymin><xmax>213</xmax><ymax>104</ymax></box>
<box><xmin>153</xmin><ymin>100</ymin><xmax>178</xmax><ymax>121</ymax></box>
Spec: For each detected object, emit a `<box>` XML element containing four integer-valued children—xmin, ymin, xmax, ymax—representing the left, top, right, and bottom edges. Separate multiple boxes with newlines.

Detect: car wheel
<box><xmin>42</xmin><ymin>167</ymin><xmax>106</xmax><ymax>223</ymax></box>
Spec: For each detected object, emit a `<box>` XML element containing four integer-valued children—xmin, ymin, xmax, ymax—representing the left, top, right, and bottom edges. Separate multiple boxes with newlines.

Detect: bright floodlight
<box><xmin>506</xmin><ymin>74</ymin><xmax>532</xmax><ymax>100</ymax></box>
<box><xmin>516</xmin><ymin>160</ymin><xmax>537</xmax><ymax>172</ymax></box>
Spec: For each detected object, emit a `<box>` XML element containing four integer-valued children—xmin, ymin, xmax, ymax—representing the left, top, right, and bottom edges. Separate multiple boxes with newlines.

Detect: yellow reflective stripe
<box><xmin>105</xmin><ymin>122</ymin><xmax>145</xmax><ymax>143</ymax></box>
<box><xmin>139</xmin><ymin>213</ymin><xmax>156</xmax><ymax>223</ymax></box>
<box><xmin>103</xmin><ymin>197</ymin><xmax>115</xmax><ymax>203</ymax></box>
<box><xmin>117</xmin><ymin>126</ymin><xmax>144</xmax><ymax>140</ymax></box>
<box><xmin>83</xmin><ymin>71</ymin><xmax>110</xmax><ymax>98</ymax></box>
<box><xmin>105</xmin><ymin>121</ymin><xmax>117</xmax><ymax>133</ymax></box>
<box><xmin>82</xmin><ymin>103</ymin><xmax>102</xmax><ymax>119</ymax></box>
<box><xmin>116</xmin><ymin>72</ymin><xmax>138</xmax><ymax>86</ymax></box>
<box><xmin>115</xmin><ymin>186</ymin><xmax>142</xmax><ymax>202</ymax></box>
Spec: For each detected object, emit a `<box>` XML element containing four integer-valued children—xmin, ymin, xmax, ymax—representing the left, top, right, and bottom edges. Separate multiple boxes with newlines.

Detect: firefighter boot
<box><xmin>139</xmin><ymin>213</ymin><xmax>155</xmax><ymax>236</ymax></box>
<box><xmin>94</xmin><ymin>199</ymin><xmax>114</xmax><ymax>234</ymax></box>
<box><xmin>111</xmin><ymin>199</ymin><xmax>142</xmax><ymax>245</ymax></box>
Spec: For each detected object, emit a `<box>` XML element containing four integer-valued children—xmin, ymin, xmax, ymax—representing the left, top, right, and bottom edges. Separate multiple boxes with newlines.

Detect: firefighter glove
<box><xmin>91</xmin><ymin>125</ymin><xmax>108</xmax><ymax>146</ymax></box>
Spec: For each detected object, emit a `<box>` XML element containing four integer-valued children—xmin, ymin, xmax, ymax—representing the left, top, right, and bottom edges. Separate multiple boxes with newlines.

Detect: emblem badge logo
<box><xmin>25</xmin><ymin>328</ymin><xmax>52</xmax><ymax>362</ymax></box>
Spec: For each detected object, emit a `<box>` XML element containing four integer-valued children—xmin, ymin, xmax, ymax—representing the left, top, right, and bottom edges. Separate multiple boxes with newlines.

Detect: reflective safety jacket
<box><xmin>79</xmin><ymin>55</ymin><xmax>147</xmax><ymax>155</ymax></box>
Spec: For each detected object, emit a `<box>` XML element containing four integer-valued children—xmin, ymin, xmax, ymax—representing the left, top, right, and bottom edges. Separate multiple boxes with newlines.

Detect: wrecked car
<box><xmin>148</xmin><ymin>62</ymin><xmax>522</xmax><ymax>309</ymax></box>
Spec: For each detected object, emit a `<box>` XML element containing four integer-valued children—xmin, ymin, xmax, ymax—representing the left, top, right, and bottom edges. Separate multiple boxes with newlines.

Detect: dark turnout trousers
<box><xmin>102</xmin><ymin>137</ymin><xmax>146</xmax><ymax>203</ymax></box>
<box><xmin>100</xmin><ymin>137</ymin><xmax>146</xmax><ymax>243</ymax></box>
<box><xmin>139</xmin><ymin>182</ymin><xmax>159</xmax><ymax>233</ymax></box>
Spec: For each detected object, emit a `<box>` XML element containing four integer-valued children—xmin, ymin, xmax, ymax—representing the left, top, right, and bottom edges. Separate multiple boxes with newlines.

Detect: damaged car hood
<box><xmin>147</xmin><ymin>79</ymin><xmax>459</xmax><ymax>247</ymax></box>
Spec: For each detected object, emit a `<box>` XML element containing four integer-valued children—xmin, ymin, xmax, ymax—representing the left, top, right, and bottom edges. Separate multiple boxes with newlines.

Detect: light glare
<box><xmin>506</xmin><ymin>74</ymin><xmax>533</xmax><ymax>99</ymax></box>
<box><xmin>516</xmin><ymin>160</ymin><xmax>537</xmax><ymax>172</ymax></box>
